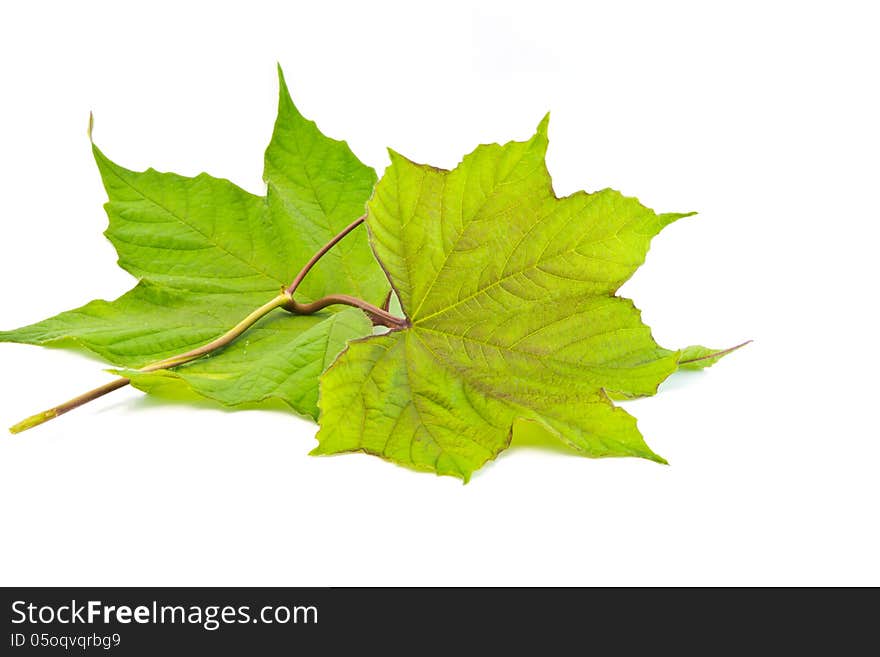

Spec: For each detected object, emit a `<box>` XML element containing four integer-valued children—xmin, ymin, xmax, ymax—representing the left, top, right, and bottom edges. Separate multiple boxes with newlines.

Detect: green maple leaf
<box><xmin>0</xmin><ymin>68</ymin><xmax>386</xmax><ymax>419</ymax></box>
<box><xmin>315</xmin><ymin>117</ymin><xmax>739</xmax><ymax>480</ymax></box>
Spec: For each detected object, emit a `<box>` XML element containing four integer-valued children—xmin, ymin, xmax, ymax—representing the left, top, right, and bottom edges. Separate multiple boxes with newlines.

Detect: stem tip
<box><xmin>10</xmin><ymin>409</ymin><xmax>59</xmax><ymax>435</ymax></box>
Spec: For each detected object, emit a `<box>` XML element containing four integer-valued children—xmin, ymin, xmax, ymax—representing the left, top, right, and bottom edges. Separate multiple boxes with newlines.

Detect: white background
<box><xmin>1</xmin><ymin>1</ymin><xmax>877</xmax><ymax>586</ymax></box>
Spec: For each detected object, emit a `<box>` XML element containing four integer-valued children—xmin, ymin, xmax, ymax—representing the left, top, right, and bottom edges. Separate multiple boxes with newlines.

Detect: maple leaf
<box><xmin>315</xmin><ymin>117</ymin><xmax>737</xmax><ymax>480</ymax></box>
<box><xmin>0</xmin><ymin>68</ymin><xmax>386</xmax><ymax>419</ymax></box>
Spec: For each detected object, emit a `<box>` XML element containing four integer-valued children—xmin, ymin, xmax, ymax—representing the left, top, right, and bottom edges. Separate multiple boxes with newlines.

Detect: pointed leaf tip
<box><xmin>536</xmin><ymin>112</ymin><xmax>550</xmax><ymax>136</ymax></box>
<box><xmin>386</xmin><ymin>147</ymin><xmax>413</xmax><ymax>167</ymax></box>
<box><xmin>276</xmin><ymin>65</ymin><xmax>290</xmax><ymax>98</ymax></box>
<box><xmin>677</xmin><ymin>340</ymin><xmax>751</xmax><ymax>371</ymax></box>
<box><xmin>657</xmin><ymin>210</ymin><xmax>698</xmax><ymax>230</ymax></box>
<box><xmin>87</xmin><ymin>112</ymin><xmax>94</xmax><ymax>142</ymax></box>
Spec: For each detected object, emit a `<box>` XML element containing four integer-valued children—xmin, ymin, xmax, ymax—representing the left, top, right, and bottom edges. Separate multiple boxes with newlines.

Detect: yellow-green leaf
<box><xmin>316</xmin><ymin>118</ymin><xmax>739</xmax><ymax>479</ymax></box>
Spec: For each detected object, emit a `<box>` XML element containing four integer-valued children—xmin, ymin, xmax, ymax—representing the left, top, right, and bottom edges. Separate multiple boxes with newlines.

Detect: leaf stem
<box><xmin>286</xmin><ymin>294</ymin><xmax>409</xmax><ymax>330</ymax></box>
<box><xmin>280</xmin><ymin>215</ymin><xmax>407</xmax><ymax>328</ymax></box>
<box><xmin>9</xmin><ymin>293</ymin><xmax>290</xmax><ymax>434</ymax></box>
<box><xmin>9</xmin><ymin>378</ymin><xmax>130</xmax><ymax>434</ymax></box>
<box><xmin>284</xmin><ymin>215</ymin><xmax>366</xmax><ymax>295</ymax></box>
<box><xmin>9</xmin><ymin>214</ymin><xmax>404</xmax><ymax>434</ymax></box>
<box><xmin>145</xmin><ymin>293</ymin><xmax>291</xmax><ymax>369</ymax></box>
